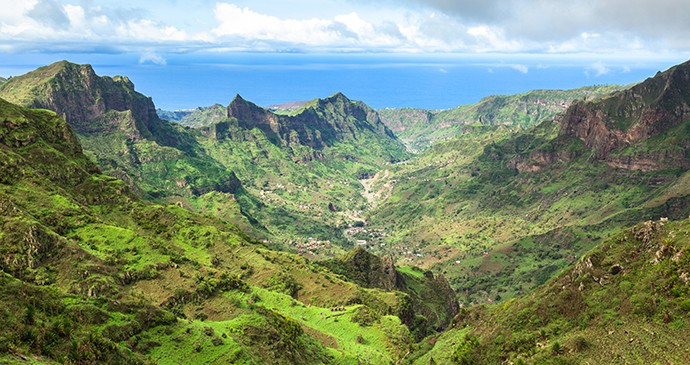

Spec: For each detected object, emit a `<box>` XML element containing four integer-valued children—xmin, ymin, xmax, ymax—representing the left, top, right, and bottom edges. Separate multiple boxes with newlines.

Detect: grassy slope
<box><xmin>369</xmin><ymin>81</ymin><xmax>690</xmax><ymax>306</ymax></box>
<box><xmin>193</xmin><ymin>95</ymin><xmax>410</xmax><ymax>254</ymax></box>
<box><xmin>0</xmin><ymin>63</ymin><xmax>413</xmax><ymax>255</ymax></box>
<box><xmin>0</xmin><ymin>98</ymin><xmax>428</xmax><ymax>364</ymax></box>
<box><xmin>0</xmin><ymin>61</ymin><xmax>259</xmax><ymax>236</ymax></box>
<box><xmin>415</xmin><ymin>217</ymin><xmax>690</xmax><ymax>364</ymax></box>
<box><xmin>378</xmin><ymin>85</ymin><xmax>624</xmax><ymax>152</ymax></box>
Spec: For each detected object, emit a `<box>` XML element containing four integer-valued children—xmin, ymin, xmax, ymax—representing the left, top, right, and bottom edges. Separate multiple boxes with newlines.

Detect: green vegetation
<box><xmin>414</xmin><ymin>218</ymin><xmax>690</xmax><ymax>364</ymax></box>
<box><xmin>174</xmin><ymin>104</ymin><xmax>226</xmax><ymax>128</ymax></box>
<box><xmin>190</xmin><ymin>93</ymin><xmax>410</xmax><ymax>252</ymax></box>
<box><xmin>367</xmin><ymin>62</ymin><xmax>690</xmax><ymax>306</ymax></box>
<box><xmin>0</xmin><ymin>98</ymin><xmax>448</xmax><ymax>364</ymax></box>
<box><xmin>378</xmin><ymin>85</ymin><xmax>625</xmax><ymax>151</ymax></box>
<box><xmin>4</xmin><ymin>58</ymin><xmax>690</xmax><ymax>364</ymax></box>
<box><xmin>0</xmin><ymin>62</ymin><xmax>411</xmax><ymax>254</ymax></box>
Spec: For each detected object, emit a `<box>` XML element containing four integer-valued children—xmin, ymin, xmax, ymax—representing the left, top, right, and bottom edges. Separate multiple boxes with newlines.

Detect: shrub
<box><xmin>573</xmin><ymin>336</ymin><xmax>588</xmax><ymax>352</ymax></box>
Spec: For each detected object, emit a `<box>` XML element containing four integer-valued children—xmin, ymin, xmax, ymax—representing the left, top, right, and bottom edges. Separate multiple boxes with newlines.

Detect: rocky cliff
<box><xmin>0</xmin><ymin>61</ymin><xmax>243</xmax><ymax>199</ymax></box>
<box><xmin>558</xmin><ymin>59</ymin><xmax>690</xmax><ymax>171</ymax></box>
<box><xmin>225</xmin><ymin>92</ymin><xmax>401</xmax><ymax>154</ymax></box>
<box><xmin>0</xmin><ymin>61</ymin><xmax>174</xmax><ymax>144</ymax></box>
<box><xmin>319</xmin><ymin>247</ymin><xmax>459</xmax><ymax>332</ymax></box>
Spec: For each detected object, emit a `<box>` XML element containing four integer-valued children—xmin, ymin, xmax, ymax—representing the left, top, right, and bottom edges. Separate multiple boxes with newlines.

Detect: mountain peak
<box><xmin>227</xmin><ymin>93</ymin><xmax>269</xmax><ymax>119</ymax></box>
<box><xmin>0</xmin><ymin>60</ymin><xmax>163</xmax><ymax>140</ymax></box>
<box><xmin>558</xmin><ymin>58</ymin><xmax>690</xmax><ymax>165</ymax></box>
<box><xmin>325</xmin><ymin>92</ymin><xmax>350</xmax><ymax>102</ymax></box>
<box><xmin>230</xmin><ymin>93</ymin><xmax>246</xmax><ymax>103</ymax></box>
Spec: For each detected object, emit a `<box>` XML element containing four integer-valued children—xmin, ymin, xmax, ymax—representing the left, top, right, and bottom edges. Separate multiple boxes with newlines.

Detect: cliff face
<box><xmin>225</xmin><ymin>92</ymin><xmax>401</xmax><ymax>153</ymax></box>
<box><xmin>0</xmin><ymin>61</ymin><xmax>167</xmax><ymax>142</ymax></box>
<box><xmin>0</xmin><ymin>61</ymin><xmax>243</xmax><ymax>199</ymax></box>
<box><xmin>320</xmin><ymin>247</ymin><xmax>459</xmax><ymax>332</ymax></box>
<box><xmin>557</xmin><ymin>60</ymin><xmax>690</xmax><ymax>171</ymax></box>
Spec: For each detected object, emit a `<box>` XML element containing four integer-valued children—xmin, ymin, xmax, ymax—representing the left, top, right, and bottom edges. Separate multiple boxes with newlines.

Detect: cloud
<box><xmin>588</xmin><ymin>61</ymin><xmax>610</xmax><ymax>77</ymax></box>
<box><xmin>212</xmin><ymin>4</ymin><xmax>335</xmax><ymax>46</ymax></box>
<box><xmin>139</xmin><ymin>50</ymin><xmax>167</xmax><ymax>65</ymax></box>
<box><xmin>509</xmin><ymin>64</ymin><xmax>528</xmax><ymax>74</ymax></box>
<box><xmin>1</xmin><ymin>0</ymin><xmax>690</xmax><ymax>56</ymax></box>
<box><xmin>0</xmin><ymin>0</ymin><xmax>196</xmax><ymax>54</ymax></box>
<box><xmin>406</xmin><ymin>0</ymin><xmax>690</xmax><ymax>52</ymax></box>
<box><xmin>26</xmin><ymin>0</ymin><xmax>69</xmax><ymax>28</ymax></box>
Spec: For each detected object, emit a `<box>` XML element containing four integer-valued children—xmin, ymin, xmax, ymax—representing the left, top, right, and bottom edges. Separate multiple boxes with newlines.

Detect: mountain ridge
<box><xmin>367</xmin><ymin>59</ymin><xmax>690</xmax><ymax>306</ymax></box>
<box><xmin>378</xmin><ymin>85</ymin><xmax>625</xmax><ymax>151</ymax></box>
<box><xmin>0</xmin><ymin>96</ymin><xmax>453</xmax><ymax>364</ymax></box>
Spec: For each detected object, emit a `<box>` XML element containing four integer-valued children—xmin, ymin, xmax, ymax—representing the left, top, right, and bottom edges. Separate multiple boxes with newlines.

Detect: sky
<box><xmin>3</xmin><ymin>0</ymin><xmax>690</xmax><ymax>57</ymax></box>
<box><xmin>1</xmin><ymin>0</ymin><xmax>690</xmax><ymax>109</ymax></box>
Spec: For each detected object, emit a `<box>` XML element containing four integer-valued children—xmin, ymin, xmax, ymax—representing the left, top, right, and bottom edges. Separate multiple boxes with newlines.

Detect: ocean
<box><xmin>1</xmin><ymin>52</ymin><xmax>686</xmax><ymax>111</ymax></box>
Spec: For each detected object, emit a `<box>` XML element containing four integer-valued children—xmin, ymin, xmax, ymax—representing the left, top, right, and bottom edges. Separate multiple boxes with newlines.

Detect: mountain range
<box><xmin>0</xmin><ymin>88</ymin><xmax>454</xmax><ymax>364</ymax></box>
<box><xmin>1</xmin><ymin>58</ymin><xmax>690</xmax><ymax>364</ymax></box>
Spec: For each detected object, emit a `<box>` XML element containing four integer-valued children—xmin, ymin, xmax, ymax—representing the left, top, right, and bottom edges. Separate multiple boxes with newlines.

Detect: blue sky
<box><xmin>2</xmin><ymin>0</ymin><xmax>690</xmax><ymax>111</ymax></box>
<box><xmin>2</xmin><ymin>0</ymin><xmax>690</xmax><ymax>58</ymax></box>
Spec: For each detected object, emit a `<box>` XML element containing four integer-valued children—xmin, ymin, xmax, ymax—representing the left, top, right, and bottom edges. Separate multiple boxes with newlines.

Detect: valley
<box><xmin>1</xmin><ymin>59</ymin><xmax>690</xmax><ymax>364</ymax></box>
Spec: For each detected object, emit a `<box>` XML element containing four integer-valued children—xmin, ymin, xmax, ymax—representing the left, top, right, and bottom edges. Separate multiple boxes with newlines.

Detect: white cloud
<box><xmin>139</xmin><ymin>50</ymin><xmax>167</xmax><ymax>65</ymax></box>
<box><xmin>117</xmin><ymin>19</ymin><xmax>188</xmax><ymax>42</ymax></box>
<box><xmin>1</xmin><ymin>0</ymin><xmax>690</xmax><ymax>56</ymax></box>
<box><xmin>467</xmin><ymin>25</ymin><xmax>522</xmax><ymax>52</ymax></box>
<box><xmin>589</xmin><ymin>61</ymin><xmax>610</xmax><ymax>77</ymax></box>
<box><xmin>509</xmin><ymin>64</ymin><xmax>528</xmax><ymax>74</ymax></box>
<box><xmin>212</xmin><ymin>3</ymin><xmax>337</xmax><ymax>46</ymax></box>
<box><xmin>334</xmin><ymin>12</ymin><xmax>373</xmax><ymax>36</ymax></box>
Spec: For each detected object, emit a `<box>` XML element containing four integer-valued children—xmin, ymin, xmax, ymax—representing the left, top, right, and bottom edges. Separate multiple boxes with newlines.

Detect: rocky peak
<box><xmin>558</xmin><ymin>60</ymin><xmax>690</xmax><ymax>160</ymax></box>
<box><xmin>226</xmin><ymin>93</ymin><xmax>283</xmax><ymax>144</ymax></box>
<box><xmin>0</xmin><ymin>60</ymin><xmax>164</xmax><ymax>142</ymax></box>
<box><xmin>340</xmin><ymin>246</ymin><xmax>404</xmax><ymax>291</ymax></box>
<box><xmin>222</xmin><ymin>92</ymin><xmax>403</xmax><ymax>156</ymax></box>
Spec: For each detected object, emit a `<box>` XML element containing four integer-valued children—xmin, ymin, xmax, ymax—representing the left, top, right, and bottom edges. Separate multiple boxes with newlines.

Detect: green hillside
<box><xmin>413</xmin><ymin>217</ymin><xmax>690</xmax><ymax>364</ymax></box>
<box><xmin>378</xmin><ymin>85</ymin><xmax>624</xmax><ymax>152</ymax></box>
<box><xmin>4</xmin><ymin>57</ymin><xmax>690</xmax><ymax>364</ymax></box>
<box><xmin>0</xmin><ymin>62</ymin><xmax>410</xmax><ymax>254</ymax></box>
<box><xmin>368</xmin><ymin>60</ymin><xmax>690</xmax><ymax>306</ymax></box>
<box><xmin>0</xmin><ymin>97</ymin><xmax>453</xmax><ymax>364</ymax></box>
<box><xmin>190</xmin><ymin>93</ymin><xmax>410</xmax><ymax>253</ymax></box>
<box><xmin>0</xmin><ymin>61</ymin><xmax>256</xmax><ymax>233</ymax></box>
<box><xmin>174</xmin><ymin>104</ymin><xmax>226</xmax><ymax>128</ymax></box>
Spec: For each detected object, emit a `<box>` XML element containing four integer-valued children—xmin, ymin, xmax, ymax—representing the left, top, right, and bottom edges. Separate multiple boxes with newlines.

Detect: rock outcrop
<box><xmin>224</xmin><ymin>92</ymin><xmax>400</xmax><ymax>152</ymax></box>
<box><xmin>0</xmin><ymin>61</ymin><xmax>243</xmax><ymax>198</ymax></box>
<box><xmin>0</xmin><ymin>61</ymin><xmax>171</xmax><ymax>143</ymax></box>
<box><xmin>557</xmin><ymin>59</ymin><xmax>690</xmax><ymax>171</ymax></box>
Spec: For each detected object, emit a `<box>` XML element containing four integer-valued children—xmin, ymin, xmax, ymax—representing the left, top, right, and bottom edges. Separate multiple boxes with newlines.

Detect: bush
<box><xmin>573</xmin><ymin>336</ymin><xmax>588</xmax><ymax>352</ymax></box>
<box><xmin>351</xmin><ymin>306</ymin><xmax>380</xmax><ymax>326</ymax></box>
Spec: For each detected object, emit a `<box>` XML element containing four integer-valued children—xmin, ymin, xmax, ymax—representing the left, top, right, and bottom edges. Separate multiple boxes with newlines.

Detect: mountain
<box><xmin>0</xmin><ymin>97</ymin><xmax>453</xmax><ymax>364</ymax></box>
<box><xmin>224</xmin><ymin>92</ymin><xmax>401</xmax><ymax>156</ymax></box>
<box><xmin>0</xmin><ymin>61</ymin><xmax>258</xmax><ymax>232</ymax></box>
<box><xmin>267</xmin><ymin>100</ymin><xmax>309</xmax><ymax>113</ymax></box>
<box><xmin>190</xmin><ymin>93</ymin><xmax>410</xmax><ymax>253</ymax></box>
<box><xmin>413</xmin><ymin>217</ymin><xmax>690</xmax><ymax>364</ymax></box>
<box><xmin>558</xmin><ymin>61</ymin><xmax>690</xmax><ymax>170</ymax></box>
<box><xmin>378</xmin><ymin>85</ymin><xmax>624</xmax><ymax>151</ymax></box>
<box><xmin>367</xmin><ymin>60</ymin><xmax>690</xmax><ymax>306</ymax></box>
<box><xmin>0</xmin><ymin>76</ymin><xmax>6</xmax><ymax>87</ymax></box>
<box><xmin>320</xmin><ymin>247</ymin><xmax>459</xmax><ymax>340</ymax></box>
<box><xmin>164</xmin><ymin>104</ymin><xmax>227</xmax><ymax>128</ymax></box>
<box><xmin>0</xmin><ymin>62</ymin><xmax>411</xmax><ymax>253</ymax></box>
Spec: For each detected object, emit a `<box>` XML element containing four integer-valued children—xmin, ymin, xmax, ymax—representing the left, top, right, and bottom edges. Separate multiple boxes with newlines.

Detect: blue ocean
<box><xmin>1</xmin><ymin>53</ymin><xmax>685</xmax><ymax>111</ymax></box>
